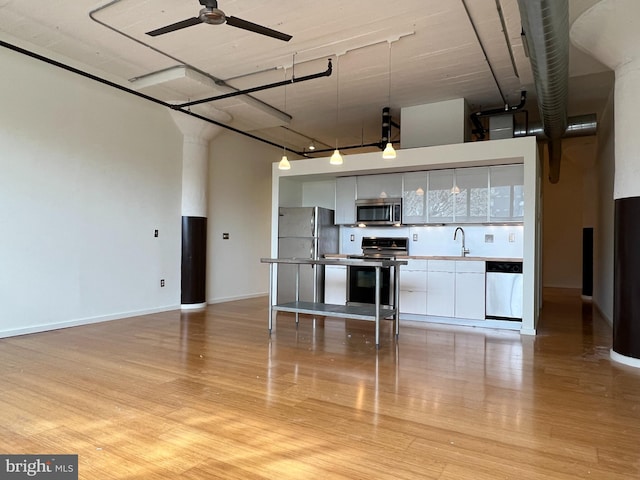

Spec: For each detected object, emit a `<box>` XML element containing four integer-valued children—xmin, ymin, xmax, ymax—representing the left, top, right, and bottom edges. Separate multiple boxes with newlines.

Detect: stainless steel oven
<box><xmin>346</xmin><ymin>237</ymin><xmax>408</xmax><ymax>307</ymax></box>
<box><xmin>347</xmin><ymin>263</ymin><xmax>392</xmax><ymax>306</ymax></box>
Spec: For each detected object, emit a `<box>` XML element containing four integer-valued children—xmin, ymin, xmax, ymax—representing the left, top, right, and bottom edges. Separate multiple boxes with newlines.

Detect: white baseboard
<box><xmin>208</xmin><ymin>292</ymin><xmax>267</xmax><ymax>304</ymax></box>
<box><xmin>0</xmin><ymin>304</ymin><xmax>180</xmax><ymax>339</ymax></box>
<box><xmin>610</xmin><ymin>349</ymin><xmax>640</xmax><ymax>369</ymax></box>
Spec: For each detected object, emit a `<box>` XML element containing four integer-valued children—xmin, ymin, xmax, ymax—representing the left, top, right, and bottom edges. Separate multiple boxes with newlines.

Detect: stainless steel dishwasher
<box><xmin>485</xmin><ymin>261</ymin><xmax>523</xmax><ymax>320</ymax></box>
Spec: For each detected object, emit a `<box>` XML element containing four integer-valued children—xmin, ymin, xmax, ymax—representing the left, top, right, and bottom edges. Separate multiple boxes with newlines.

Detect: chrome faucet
<box><xmin>454</xmin><ymin>227</ymin><xmax>470</xmax><ymax>257</ymax></box>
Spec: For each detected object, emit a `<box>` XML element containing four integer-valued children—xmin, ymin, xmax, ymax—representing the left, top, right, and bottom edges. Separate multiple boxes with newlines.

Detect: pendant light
<box><xmin>382</xmin><ymin>41</ymin><xmax>397</xmax><ymax>160</ymax></box>
<box><xmin>278</xmin><ymin>68</ymin><xmax>291</xmax><ymax>170</ymax></box>
<box><xmin>330</xmin><ymin>55</ymin><xmax>343</xmax><ymax>165</ymax></box>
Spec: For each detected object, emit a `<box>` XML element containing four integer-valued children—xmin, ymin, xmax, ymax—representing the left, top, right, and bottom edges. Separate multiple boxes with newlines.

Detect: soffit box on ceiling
<box><xmin>130</xmin><ymin>65</ymin><xmax>290</xmax><ymax>131</ymax></box>
<box><xmin>401</xmin><ymin>98</ymin><xmax>471</xmax><ymax>149</ymax></box>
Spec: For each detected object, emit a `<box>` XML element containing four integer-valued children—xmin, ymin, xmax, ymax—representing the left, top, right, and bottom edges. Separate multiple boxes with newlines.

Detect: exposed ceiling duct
<box><xmin>518</xmin><ymin>0</ymin><xmax>569</xmax><ymax>183</ymax></box>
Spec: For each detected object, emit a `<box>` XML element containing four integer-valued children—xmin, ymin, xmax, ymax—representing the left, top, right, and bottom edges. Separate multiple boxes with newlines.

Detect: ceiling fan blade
<box><xmin>146</xmin><ymin>17</ymin><xmax>202</xmax><ymax>37</ymax></box>
<box><xmin>226</xmin><ymin>16</ymin><xmax>292</xmax><ymax>42</ymax></box>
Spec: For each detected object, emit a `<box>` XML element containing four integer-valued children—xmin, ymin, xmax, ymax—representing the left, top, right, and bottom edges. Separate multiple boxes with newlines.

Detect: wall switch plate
<box><xmin>154</xmin><ymin>229</ymin><xmax>158</xmax><ymax>237</ymax></box>
<box><xmin>350</xmin><ymin>234</ymin><xmax>355</xmax><ymax>241</ymax></box>
<box><xmin>160</xmin><ymin>279</ymin><xmax>165</xmax><ymax>287</ymax></box>
<box><xmin>509</xmin><ymin>233</ymin><xmax>516</xmax><ymax>243</ymax></box>
<box><xmin>413</xmin><ymin>234</ymin><xmax>418</xmax><ymax>241</ymax></box>
<box><xmin>223</xmin><ymin>233</ymin><xmax>230</xmax><ymax>240</ymax></box>
<box><xmin>485</xmin><ymin>234</ymin><xmax>494</xmax><ymax>243</ymax></box>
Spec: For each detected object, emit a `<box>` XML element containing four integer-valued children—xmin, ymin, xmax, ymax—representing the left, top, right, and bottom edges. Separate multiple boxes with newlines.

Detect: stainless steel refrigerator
<box><xmin>277</xmin><ymin>206</ymin><xmax>339</xmax><ymax>304</ymax></box>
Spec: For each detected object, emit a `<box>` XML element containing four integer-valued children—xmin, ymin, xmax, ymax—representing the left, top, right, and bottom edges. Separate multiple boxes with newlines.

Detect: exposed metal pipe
<box><xmin>175</xmin><ymin>60</ymin><xmax>333</xmax><ymax>109</ymax></box>
<box><xmin>0</xmin><ymin>39</ymin><xmax>318</xmax><ymax>157</ymax></box>
<box><xmin>518</xmin><ymin>0</ymin><xmax>569</xmax><ymax>183</ymax></box>
<box><xmin>514</xmin><ymin>114</ymin><xmax>598</xmax><ymax>139</ymax></box>
<box><xmin>462</xmin><ymin>0</ymin><xmax>507</xmax><ymax>104</ymax></box>
<box><xmin>471</xmin><ymin>91</ymin><xmax>527</xmax><ymax>139</ymax></box>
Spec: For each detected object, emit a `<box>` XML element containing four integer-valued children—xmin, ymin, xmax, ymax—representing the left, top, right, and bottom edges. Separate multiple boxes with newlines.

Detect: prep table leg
<box><xmin>268</xmin><ymin>263</ymin><xmax>274</xmax><ymax>333</ymax></box>
<box><xmin>394</xmin><ymin>265</ymin><xmax>400</xmax><ymax>339</ymax></box>
<box><xmin>375</xmin><ymin>266</ymin><xmax>380</xmax><ymax>349</ymax></box>
<box><xmin>295</xmin><ymin>264</ymin><xmax>300</xmax><ymax>326</ymax></box>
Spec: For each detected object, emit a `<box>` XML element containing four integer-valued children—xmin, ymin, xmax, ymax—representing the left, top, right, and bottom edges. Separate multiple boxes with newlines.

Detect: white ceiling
<box><xmin>0</xmin><ymin>0</ymin><xmax>613</xmax><ymax>156</ymax></box>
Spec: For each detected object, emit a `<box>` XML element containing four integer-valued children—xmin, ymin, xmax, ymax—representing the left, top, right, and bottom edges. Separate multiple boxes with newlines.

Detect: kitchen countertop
<box><xmin>324</xmin><ymin>254</ymin><xmax>523</xmax><ymax>262</ymax></box>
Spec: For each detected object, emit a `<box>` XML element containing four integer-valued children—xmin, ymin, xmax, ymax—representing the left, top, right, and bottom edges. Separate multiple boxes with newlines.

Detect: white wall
<box><xmin>594</xmin><ymin>89</ymin><xmax>615</xmax><ymax>323</ymax></box>
<box><xmin>0</xmin><ymin>43</ymin><xmax>183</xmax><ymax>337</ymax></box>
<box><xmin>207</xmin><ymin>132</ymin><xmax>276</xmax><ymax>303</ymax></box>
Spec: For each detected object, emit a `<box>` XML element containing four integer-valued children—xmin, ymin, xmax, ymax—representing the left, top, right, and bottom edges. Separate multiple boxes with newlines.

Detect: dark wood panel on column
<box><xmin>181</xmin><ymin>216</ymin><xmax>207</xmax><ymax>305</ymax></box>
<box><xmin>614</xmin><ymin>197</ymin><xmax>640</xmax><ymax>359</ymax></box>
<box><xmin>582</xmin><ymin>227</ymin><xmax>593</xmax><ymax>297</ymax></box>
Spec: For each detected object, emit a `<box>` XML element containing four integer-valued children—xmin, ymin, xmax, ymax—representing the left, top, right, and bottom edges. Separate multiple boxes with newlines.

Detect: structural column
<box><xmin>571</xmin><ymin>0</ymin><xmax>640</xmax><ymax>367</ymax></box>
<box><xmin>170</xmin><ymin>108</ymin><xmax>231</xmax><ymax>310</ymax></box>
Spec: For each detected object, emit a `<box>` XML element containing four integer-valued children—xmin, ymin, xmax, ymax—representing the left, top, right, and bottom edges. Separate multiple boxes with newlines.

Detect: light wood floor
<box><xmin>1</xmin><ymin>291</ymin><xmax>639</xmax><ymax>479</ymax></box>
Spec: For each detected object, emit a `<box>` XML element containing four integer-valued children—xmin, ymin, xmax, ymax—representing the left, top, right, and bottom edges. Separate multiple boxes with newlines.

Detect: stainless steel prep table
<box><xmin>260</xmin><ymin>257</ymin><xmax>408</xmax><ymax>348</ymax></box>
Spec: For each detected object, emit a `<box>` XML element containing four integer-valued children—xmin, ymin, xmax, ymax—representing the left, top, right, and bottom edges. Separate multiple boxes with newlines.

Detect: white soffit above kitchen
<box><xmin>0</xmin><ymin>0</ymin><xmax>612</xmax><ymax>153</ymax></box>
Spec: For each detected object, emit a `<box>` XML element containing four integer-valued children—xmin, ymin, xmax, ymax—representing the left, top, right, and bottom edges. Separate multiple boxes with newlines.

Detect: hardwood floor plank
<box><xmin>1</xmin><ymin>293</ymin><xmax>640</xmax><ymax>478</ymax></box>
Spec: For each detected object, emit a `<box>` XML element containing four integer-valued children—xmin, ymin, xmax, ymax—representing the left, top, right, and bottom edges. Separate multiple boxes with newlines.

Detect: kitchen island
<box><xmin>261</xmin><ymin>257</ymin><xmax>407</xmax><ymax>348</ymax></box>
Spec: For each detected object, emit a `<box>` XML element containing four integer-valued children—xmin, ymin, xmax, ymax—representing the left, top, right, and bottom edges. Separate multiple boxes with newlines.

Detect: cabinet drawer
<box><xmin>427</xmin><ymin>260</ymin><xmax>456</xmax><ymax>272</ymax></box>
<box><xmin>399</xmin><ymin>269</ymin><xmax>427</xmax><ymax>291</ymax></box>
<box><xmin>455</xmin><ymin>260</ymin><xmax>485</xmax><ymax>273</ymax></box>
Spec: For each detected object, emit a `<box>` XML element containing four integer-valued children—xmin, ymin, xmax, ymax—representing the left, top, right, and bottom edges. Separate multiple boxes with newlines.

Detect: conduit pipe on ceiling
<box><xmin>0</xmin><ymin>39</ymin><xmax>328</xmax><ymax>158</ymax></box>
<box><xmin>517</xmin><ymin>0</ymin><xmax>569</xmax><ymax>183</ymax></box>
<box><xmin>175</xmin><ymin>60</ymin><xmax>333</xmax><ymax>109</ymax></box>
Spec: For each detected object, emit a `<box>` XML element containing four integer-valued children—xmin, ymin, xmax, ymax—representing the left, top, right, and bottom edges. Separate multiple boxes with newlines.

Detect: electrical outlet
<box><xmin>509</xmin><ymin>233</ymin><xmax>516</xmax><ymax>243</ymax></box>
<box><xmin>413</xmin><ymin>233</ymin><xmax>418</xmax><ymax>241</ymax></box>
<box><xmin>154</xmin><ymin>229</ymin><xmax>158</xmax><ymax>237</ymax></box>
<box><xmin>223</xmin><ymin>233</ymin><xmax>230</xmax><ymax>240</ymax></box>
<box><xmin>160</xmin><ymin>279</ymin><xmax>165</xmax><ymax>287</ymax></box>
<box><xmin>485</xmin><ymin>234</ymin><xmax>494</xmax><ymax>243</ymax></box>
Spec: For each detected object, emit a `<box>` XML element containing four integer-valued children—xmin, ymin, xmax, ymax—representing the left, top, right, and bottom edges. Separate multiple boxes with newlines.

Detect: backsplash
<box><xmin>339</xmin><ymin>224</ymin><xmax>524</xmax><ymax>258</ymax></box>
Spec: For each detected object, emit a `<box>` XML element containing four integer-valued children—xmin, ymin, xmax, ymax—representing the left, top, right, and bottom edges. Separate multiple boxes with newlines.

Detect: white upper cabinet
<box><xmin>333</xmin><ymin>164</ymin><xmax>524</xmax><ymax>226</ymax></box>
<box><xmin>427</xmin><ymin>170</ymin><xmax>454</xmax><ymax>223</ymax></box>
<box><xmin>453</xmin><ymin>167</ymin><xmax>489</xmax><ymax>223</ymax></box>
<box><xmin>489</xmin><ymin>165</ymin><xmax>524</xmax><ymax>222</ymax></box>
<box><xmin>357</xmin><ymin>173</ymin><xmax>403</xmax><ymax>200</ymax></box>
<box><xmin>335</xmin><ymin>176</ymin><xmax>357</xmax><ymax>225</ymax></box>
<box><xmin>402</xmin><ymin>172</ymin><xmax>428</xmax><ymax>224</ymax></box>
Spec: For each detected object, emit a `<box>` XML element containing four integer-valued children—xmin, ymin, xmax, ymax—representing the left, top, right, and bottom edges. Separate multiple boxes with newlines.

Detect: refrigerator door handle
<box><xmin>310</xmin><ymin>209</ymin><xmax>315</xmax><ymax>237</ymax></box>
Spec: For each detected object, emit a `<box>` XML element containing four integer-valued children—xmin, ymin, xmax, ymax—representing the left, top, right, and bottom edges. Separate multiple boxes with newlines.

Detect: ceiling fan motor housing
<box><xmin>200</xmin><ymin>8</ymin><xmax>226</xmax><ymax>25</ymax></box>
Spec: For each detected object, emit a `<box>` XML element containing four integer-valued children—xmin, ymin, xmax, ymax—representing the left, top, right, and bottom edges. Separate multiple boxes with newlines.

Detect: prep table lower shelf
<box><xmin>261</xmin><ymin>257</ymin><xmax>407</xmax><ymax>348</ymax></box>
<box><xmin>272</xmin><ymin>301</ymin><xmax>397</xmax><ymax>321</ymax></box>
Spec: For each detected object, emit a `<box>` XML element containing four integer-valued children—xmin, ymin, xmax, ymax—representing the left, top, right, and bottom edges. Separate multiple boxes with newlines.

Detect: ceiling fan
<box><xmin>145</xmin><ymin>0</ymin><xmax>292</xmax><ymax>42</ymax></box>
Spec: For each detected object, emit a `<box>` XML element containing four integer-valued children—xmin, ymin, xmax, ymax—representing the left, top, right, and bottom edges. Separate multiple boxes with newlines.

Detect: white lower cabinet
<box><xmin>454</xmin><ymin>261</ymin><xmax>486</xmax><ymax>320</ymax></box>
<box><xmin>399</xmin><ymin>260</ymin><xmax>427</xmax><ymax>315</ymax></box>
<box><xmin>324</xmin><ymin>265</ymin><xmax>347</xmax><ymax>305</ymax></box>
<box><xmin>426</xmin><ymin>260</ymin><xmax>455</xmax><ymax>317</ymax></box>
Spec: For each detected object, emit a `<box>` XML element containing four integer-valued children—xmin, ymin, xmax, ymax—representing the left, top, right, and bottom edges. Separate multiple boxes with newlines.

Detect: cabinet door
<box><xmin>335</xmin><ymin>177</ymin><xmax>356</xmax><ymax>225</ymax></box>
<box><xmin>453</xmin><ymin>167</ymin><xmax>489</xmax><ymax>223</ymax></box>
<box><xmin>490</xmin><ymin>164</ymin><xmax>524</xmax><ymax>222</ymax></box>
<box><xmin>324</xmin><ymin>265</ymin><xmax>347</xmax><ymax>305</ymax></box>
<box><xmin>426</xmin><ymin>270</ymin><xmax>455</xmax><ymax>317</ymax></box>
<box><xmin>399</xmin><ymin>267</ymin><xmax>427</xmax><ymax>315</ymax></box>
<box><xmin>455</xmin><ymin>272</ymin><xmax>486</xmax><ymax>319</ymax></box>
<box><xmin>427</xmin><ymin>170</ymin><xmax>454</xmax><ymax>223</ymax></box>
<box><xmin>402</xmin><ymin>172</ymin><xmax>428</xmax><ymax>224</ymax></box>
<box><xmin>357</xmin><ymin>173</ymin><xmax>403</xmax><ymax>199</ymax></box>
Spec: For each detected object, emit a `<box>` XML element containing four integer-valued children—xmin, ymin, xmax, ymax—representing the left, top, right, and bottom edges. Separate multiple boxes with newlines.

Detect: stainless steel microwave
<box><xmin>355</xmin><ymin>198</ymin><xmax>402</xmax><ymax>226</ymax></box>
